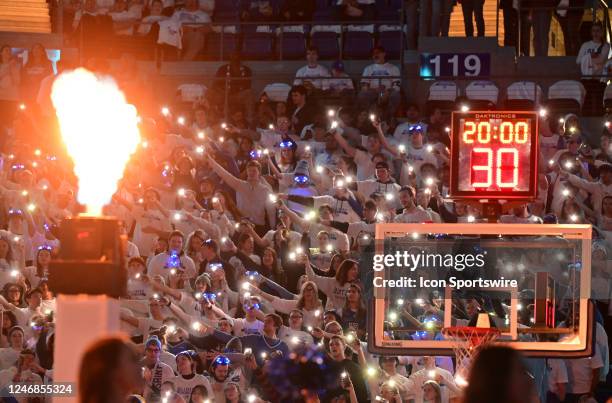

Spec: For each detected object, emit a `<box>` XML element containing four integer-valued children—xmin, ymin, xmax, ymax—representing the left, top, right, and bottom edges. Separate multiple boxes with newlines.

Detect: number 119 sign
<box><xmin>449</xmin><ymin>111</ymin><xmax>539</xmax><ymax>200</ymax></box>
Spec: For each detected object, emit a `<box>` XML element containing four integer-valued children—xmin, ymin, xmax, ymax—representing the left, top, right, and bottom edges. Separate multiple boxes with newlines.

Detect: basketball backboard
<box><xmin>367</xmin><ymin>223</ymin><xmax>594</xmax><ymax>358</ymax></box>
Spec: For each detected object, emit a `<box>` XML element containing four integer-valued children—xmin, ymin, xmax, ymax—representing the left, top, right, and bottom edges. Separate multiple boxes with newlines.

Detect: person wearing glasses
<box><xmin>142</xmin><ymin>336</ymin><xmax>174</xmax><ymax>403</ymax></box>
<box><xmin>171</xmin><ymin>350</ymin><xmax>212</xmax><ymax>401</ymax></box>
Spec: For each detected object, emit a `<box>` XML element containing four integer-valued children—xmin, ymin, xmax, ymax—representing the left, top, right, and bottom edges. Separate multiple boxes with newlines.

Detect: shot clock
<box><xmin>449</xmin><ymin>111</ymin><xmax>539</xmax><ymax>200</ymax></box>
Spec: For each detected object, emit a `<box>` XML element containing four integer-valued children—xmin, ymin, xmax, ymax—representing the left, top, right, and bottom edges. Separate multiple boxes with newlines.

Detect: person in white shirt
<box><xmin>172</xmin><ymin>0</ymin><xmax>211</xmax><ymax>61</ymax></box>
<box><xmin>277</xmin><ymin>309</ymin><xmax>315</xmax><ymax>350</ymax></box>
<box><xmin>577</xmin><ymin>22</ymin><xmax>610</xmax><ymax>77</ymax></box>
<box><xmin>328</xmin><ymin>60</ymin><xmax>355</xmax><ymax>99</ymax></box>
<box><xmin>564</xmin><ymin>347</ymin><xmax>604</xmax><ymax>401</ymax></box>
<box><xmin>294</xmin><ymin>47</ymin><xmax>331</xmax><ymax>92</ymax></box>
<box><xmin>546</xmin><ymin>358</ymin><xmax>568</xmax><ymax>403</ymax></box>
<box><xmin>406</xmin><ymin>356</ymin><xmax>460</xmax><ymax>403</ymax></box>
<box><xmin>394</xmin><ymin>186</ymin><xmax>432</xmax><ymax>223</ymax></box>
<box><xmin>357</xmin><ymin>161</ymin><xmax>401</xmax><ymax>210</ymax></box>
<box><xmin>559</xmin><ymin>163</ymin><xmax>612</xmax><ymax>216</ymax></box>
<box><xmin>358</xmin><ymin>46</ymin><xmax>401</xmax><ymax>121</ymax></box>
<box><xmin>171</xmin><ymin>351</ymin><xmax>213</xmax><ymax>401</ymax></box>
<box><xmin>0</xmin><ymin>289</ymin><xmax>43</xmax><ymax>335</ymax></box>
<box><xmin>499</xmin><ymin>204</ymin><xmax>543</xmax><ymax>224</ymax></box>
<box><xmin>0</xmin><ymin>326</ymin><xmax>25</xmax><ymax>369</ymax></box>
<box><xmin>142</xmin><ymin>336</ymin><xmax>175</xmax><ymax>402</ymax></box>
<box><xmin>147</xmin><ymin>230</ymin><xmax>197</xmax><ymax>282</ymax></box>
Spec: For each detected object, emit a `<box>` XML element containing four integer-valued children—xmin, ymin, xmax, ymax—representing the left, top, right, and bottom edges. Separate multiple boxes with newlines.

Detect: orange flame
<box><xmin>51</xmin><ymin>68</ymin><xmax>141</xmax><ymax>216</ymax></box>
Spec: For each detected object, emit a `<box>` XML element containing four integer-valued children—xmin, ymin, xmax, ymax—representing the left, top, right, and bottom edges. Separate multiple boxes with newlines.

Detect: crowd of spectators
<box><xmin>56</xmin><ymin>0</ymin><xmax>605</xmax><ymax>60</ymax></box>
<box><xmin>0</xmin><ymin>2</ymin><xmax>610</xmax><ymax>402</ymax></box>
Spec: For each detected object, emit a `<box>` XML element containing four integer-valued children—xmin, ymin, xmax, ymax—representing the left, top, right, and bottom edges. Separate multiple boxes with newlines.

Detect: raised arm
<box><xmin>150</xmin><ymin>277</ymin><xmax>183</xmax><ymax>301</ymax></box>
<box><xmin>205</xmin><ymin>153</ymin><xmax>244</xmax><ymax>190</ymax></box>
<box><xmin>373</xmin><ymin>119</ymin><xmax>400</xmax><ymax>158</ymax></box>
<box><xmin>332</xmin><ymin>130</ymin><xmax>357</xmax><ymax>158</ymax></box>
<box><xmin>168</xmin><ymin>301</ymin><xmax>195</xmax><ymax>326</ymax></box>
<box><xmin>278</xmin><ymin>200</ymin><xmax>310</xmax><ymax>230</ymax></box>
<box><xmin>0</xmin><ymin>295</ymin><xmax>17</xmax><ymax>312</ymax></box>
<box><xmin>120</xmin><ymin>310</ymin><xmax>139</xmax><ymax>327</ymax></box>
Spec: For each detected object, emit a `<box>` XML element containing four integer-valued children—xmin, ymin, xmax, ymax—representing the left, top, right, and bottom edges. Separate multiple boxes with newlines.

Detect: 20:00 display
<box><xmin>463</xmin><ymin>121</ymin><xmax>529</xmax><ymax>144</ymax></box>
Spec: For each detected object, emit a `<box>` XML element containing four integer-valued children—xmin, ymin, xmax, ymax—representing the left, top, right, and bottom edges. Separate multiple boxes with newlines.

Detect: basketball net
<box><xmin>441</xmin><ymin>313</ymin><xmax>501</xmax><ymax>386</ymax></box>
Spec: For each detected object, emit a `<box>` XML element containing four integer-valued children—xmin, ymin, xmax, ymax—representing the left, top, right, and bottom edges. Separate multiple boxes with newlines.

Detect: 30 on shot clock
<box><xmin>449</xmin><ymin>111</ymin><xmax>539</xmax><ymax>199</ymax></box>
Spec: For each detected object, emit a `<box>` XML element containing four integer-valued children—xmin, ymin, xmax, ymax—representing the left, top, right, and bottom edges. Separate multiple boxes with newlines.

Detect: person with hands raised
<box><xmin>204</xmin><ymin>153</ymin><xmax>274</xmax><ymax>234</ymax></box>
<box><xmin>249</xmin><ymin>280</ymin><xmax>324</xmax><ymax>329</ymax></box>
<box><xmin>331</xmin><ymin>119</ymin><xmax>386</xmax><ymax>181</ymax></box>
<box><xmin>0</xmin><ymin>288</ymin><xmax>43</xmax><ymax>335</ymax></box>
<box><xmin>120</xmin><ymin>295</ymin><xmax>168</xmax><ymax>338</ymax></box>
<box><xmin>303</xmin><ymin>254</ymin><xmax>359</xmax><ymax>311</ymax></box>
<box><xmin>115</xmin><ymin>187</ymin><xmax>172</xmax><ymax>256</ymax></box>
<box><xmin>558</xmin><ymin>162</ymin><xmax>612</xmax><ymax>216</ymax></box>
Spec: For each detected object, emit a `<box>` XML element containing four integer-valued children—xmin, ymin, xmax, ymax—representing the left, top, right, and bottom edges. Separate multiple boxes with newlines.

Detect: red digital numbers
<box><xmin>471</xmin><ymin>147</ymin><xmax>519</xmax><ymax>189</ymax></box>
<box><xmin>463</xmin><ymin>120</ymin><xmax>527</xmax><ymax>190</ymax></box>
<box><xmin>451</xmin><ymin>112</ymin><xmax>537</xmax><ymax>199</ymax></box>
<box><xmin>463</xmin><ymin>121</ymin><xmax>529</xmax><ymax>145</ymax></box>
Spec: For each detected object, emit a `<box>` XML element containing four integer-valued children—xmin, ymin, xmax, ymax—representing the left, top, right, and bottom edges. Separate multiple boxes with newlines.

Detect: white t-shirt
<box><xmin>172</xmin><ymin>9</ymin><xmax>211</xmax><ymax>26</ymax></box>
<box><xmin>0</xmin><ymin>348</ymin><xmax>19</xmax><ymax>370</ymax></box>
<box><xmin>576</xmin><ymin>40</ymin><xmax>611</xmax><ymax>75</ymax></box>
<box><xmin>262</xmin><ymin>229</ymin><xmax>302</xmax><ymax>250</ymax></box>
<box><xmin>231</xmin><ymin>317</ymin><xmax>264</xmax><ymax>336</ymax></box>
<box><xmin>406</xmin><ymin>367</ymin><xmax>459</xmax><ymax>403</ymax></box>
<box><xmin>546</xmin><ymin>358</ymin><xmax>568</xmax><ymax>397</ymax></box>
<box><xmin>361</xmin><ymin>62</ymin><xmax>401</xmax><ymax>90</ymax></box>
<box><xmin>564</xmin><ymin>345</ymin><xmax>604</xmax><ymax>394</ymax></box>
<box><xmin>132</xmin><ymin>208</ymin><xmax>171</xmax><ymax>256</ymax></box>
<box><xmin>393</xmin><ymin>206</ymin><xmax>433</xmax><ymax>223</ymax></box>
<box><xmin>357</xmin><ymin>179</ymin><xmax>401</xmax><ymax>209</ymax></box>
<box><xmin>144</xmin><ymin>361</ymin><xmax>175</xmax><ymax>402</ymax></box>
<box><xmin>171</xmin><ymin>374</ymin><xmax>212</xmax><ymax>402</ymax></box>
<box><xmin>278</xmin><ymin>326</ymin><xmax>314</xmax><ymax>349</ymax></box>
<box><xmin>147</xmin><ymin>252</ymin><xmax>197</xmax><ymax>281</ymax></box>
<box><xmin>294</xmin><ymin>64</ymin><xmax>331</xmax><ymax>90</ymax></box>
<box><xmin>353</xmin><ymin>149</ymin><xmax>376</xmax><ymax>181</ymax></box>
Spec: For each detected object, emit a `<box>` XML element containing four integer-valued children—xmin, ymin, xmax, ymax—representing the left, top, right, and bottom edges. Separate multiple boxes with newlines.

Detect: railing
<box><xmin>74</xmin><ymin>17</ymin><xmax>406</xmax><ymax>65</ymax></box>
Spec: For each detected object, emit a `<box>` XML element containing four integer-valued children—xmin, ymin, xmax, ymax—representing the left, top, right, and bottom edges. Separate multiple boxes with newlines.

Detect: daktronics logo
<box><xmin>372</xmin><ymin>251</ymin><xmax>486</xmax><ymax>272</ymax></box>
<box><xmin>475</xmin><ymin>113</ymin><xmax>516</xmax><ymax>119</ymax></box>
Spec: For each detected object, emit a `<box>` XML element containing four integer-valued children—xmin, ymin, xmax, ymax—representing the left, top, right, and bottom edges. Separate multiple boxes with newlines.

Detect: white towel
<box><xmin>157</xmin><ymin>19</ymin><xmax>182</xmax><ymax>49</ymax></box>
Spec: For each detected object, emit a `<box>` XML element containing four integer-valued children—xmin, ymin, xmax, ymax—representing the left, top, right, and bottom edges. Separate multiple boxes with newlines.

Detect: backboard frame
<box><xmin>367</xmin><ymin>223</ymin><xmax>595</xmax><ymax>358</ymax></box>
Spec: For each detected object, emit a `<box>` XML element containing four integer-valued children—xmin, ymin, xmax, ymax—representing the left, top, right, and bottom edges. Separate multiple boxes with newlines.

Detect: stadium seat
<box><xmin>547</xmin><ymin>80</ymin><xmax>585</xmax><ymax>116</ymax></box>
<box><xmin>204</xmin><ymin>32</ymin><xmax>239</xmax><ymax>60</ymax></box>
<box><xmin>426</xmin><ymin>81</ymin><xmax>459</xmax><ymax>115</ymax></box>
<box><xmin>261</xmin><ymin>83</ymin><xmax>292</xmax><ymax>102</ymax></box>
<box><xmin>343</xmin><ymin>31</ymin><xmax>373</xmax><ymax>59</ymax></box>
<box><xmin>241</xmin><ymin>32</ymin><xmax>276</xmax><ymax>60</ymax></box>
<box><xmin>377</xmin><ymin>30</ymin><xmax>404</xmax><ymax>60</ymax></box>
<box><xmin>466</xmin><ymin>80</ymin><xmax>499</xmax><ymax>108</ymax></box>
<box><xmin>505</xmin><ymin>81</ymin><xmax>543</xmax><ymax>110</ymax></box>
<box><xmin>311</xmin><ymin>31</ymin><xmax>340</xmax><ymax>59</ymax></box>
<box><xmin>279</xmin><ymin>31</ymin><xmax>307</xmax><ymax>60</ymax></box>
